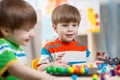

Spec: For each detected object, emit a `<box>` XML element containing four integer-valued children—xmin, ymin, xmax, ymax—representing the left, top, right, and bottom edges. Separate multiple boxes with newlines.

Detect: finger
<box><xmin>58</xmin><ymin>53</ymin><xmax>65</xmax><ymax>57</ymax></box>
<box><xmin>56</xmin><ymin>53</ymin><xmax>65</xmax><ymax>60</ymax></box>
<box><xmin>96</xmin><ymin>51</ymin><xmax>101</xmax><ymax>56</ymax></box>
<box><xmin>102</xmin><ymin>52</ymin><xmax>105</xmax><ymax>56</ymax></box>
<box><xmin>59</xmin><ymin>62</ymin><xmax>68</xmax><ymax>67</ymax></box>
<box><xmin>59</xmin><ymin>61</ymin><xmax>68</xmax><ymax>65</ymax></box>
<box><xmin>56</xmin><ymin>57</ymin><xmax>62</xmax><ymax>60</ymax></box>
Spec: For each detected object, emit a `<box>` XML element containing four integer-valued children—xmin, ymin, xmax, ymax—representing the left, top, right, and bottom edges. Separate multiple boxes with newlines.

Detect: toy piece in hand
<box><xmin>96</xmin><ymin>52</ymin><xmax>110</xmax><ymax>61</ymax></box>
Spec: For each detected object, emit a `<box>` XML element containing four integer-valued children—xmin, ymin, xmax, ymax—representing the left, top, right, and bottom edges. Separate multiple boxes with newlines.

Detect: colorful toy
<box><xmin>45</xmin><ymin>64</ymin><xmax>98</xmax><ymax>76</ymax></box>
<box><xmin>72</xmin><ymin>74</ymin><xmax>78</xmax><ymax>80</ymax></box>
<box><xmin>92</xmin><ymin>74</ymin><xmax>98</xmax><ymax>80</ymax></box>
<box><xmin>106</xmin><ymin>57</ymin><xmax>120</xmax><ymax>65</ymax></box>
<box><xmin>100</xmin><ymin>73</ymin><xmax>105</xmax><ymax>80</ymax></box>
<box><xmin>98</xmin><ymin>57</ymin><xmax>120</xmax><ymax>65</ymax></box>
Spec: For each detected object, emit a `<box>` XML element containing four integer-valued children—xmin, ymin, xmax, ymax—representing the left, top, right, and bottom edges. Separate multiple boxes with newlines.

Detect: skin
<box><xmin>2</xmin><ymin>28</ymin><xmax>34</xmax><ymax>46</ymax></box>
<box><xmin>53</xmin><ymin>22</ymin><xmax>79</xmax><ymax>43</ymax></box>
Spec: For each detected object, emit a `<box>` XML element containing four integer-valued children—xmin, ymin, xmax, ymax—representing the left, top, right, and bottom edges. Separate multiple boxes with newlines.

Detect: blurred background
<box><xmin>24</xmin><ymin>0</ymin><xmax>120</xmax><ymax>66</ymax></box>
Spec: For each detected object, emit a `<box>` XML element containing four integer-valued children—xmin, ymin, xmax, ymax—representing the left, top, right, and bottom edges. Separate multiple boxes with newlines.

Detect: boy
<box><xmin>0</xmin><ymin>0</ymin><xmax>56</xmax><ymax>80</ymax></box>
<box><xmin>38</xmin><ymin>4</ymin><xmax>91</xmax><ymax>71</ymax></box>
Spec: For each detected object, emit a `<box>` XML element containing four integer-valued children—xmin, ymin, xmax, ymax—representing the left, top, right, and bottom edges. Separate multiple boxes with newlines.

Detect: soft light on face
<box><xmin>7</xmin><ymin>28</ymin><xmax>35</xmax><ymax>46</ymax></box>
<box><xmin>54</xmin><ymin>22</ymin><xmax>79</xmax><ymax>43</ymax></box>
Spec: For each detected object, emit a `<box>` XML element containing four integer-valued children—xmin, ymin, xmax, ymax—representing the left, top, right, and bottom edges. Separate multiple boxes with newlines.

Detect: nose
<box><xmin>67</xmin><ymin>26</ymin><xmax>73</xmax><ymax>32</ymax></box>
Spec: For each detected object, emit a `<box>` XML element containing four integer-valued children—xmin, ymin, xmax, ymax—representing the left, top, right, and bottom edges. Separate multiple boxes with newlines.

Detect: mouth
<box><xmin>25</xmin><ymin>39</ymin><xmax>30</xmax><ymax>42</ymax></box>
<box><xmin>65</xmin><ymin>34</ymin><xmax>74</xmax><ymax>38</ymax></box>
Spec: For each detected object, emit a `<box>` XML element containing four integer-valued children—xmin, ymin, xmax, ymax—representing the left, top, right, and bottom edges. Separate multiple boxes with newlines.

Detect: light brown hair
<box><xmin>0</xmin><ymin>0</ymin><xmax>37</xmax><ymax>37</ymax></box>
<box><xmin>51</xmin><ymin>4</ymin><xmax>81</xmax><ymax>25</ymax></box>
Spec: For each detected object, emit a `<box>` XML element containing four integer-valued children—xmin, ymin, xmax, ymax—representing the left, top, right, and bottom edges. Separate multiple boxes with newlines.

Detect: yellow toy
<box><xmin>87</xmin><ymin>8</ymin><xmax>100</xmax><ymax>32</ymax></box>
<box><xmin>32</xmin><ymin>57</ymin><xmax>40</xmax><ymax>70</ymax></box>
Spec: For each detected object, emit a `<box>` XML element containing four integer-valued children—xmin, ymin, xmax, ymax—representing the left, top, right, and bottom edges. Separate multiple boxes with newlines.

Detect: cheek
<box><xmin>75</xmin><ymin>31</ymin><xmax>78</xmax><ymax>34</ymax></box>
<box><xmin>56</xmin><ymin>28</ymin><xmax>63</xmax><ymax>34</ymax></box>
<box><xmin>74</xmin><ymin>29</ymin><xmax>78</xmax><ymax>33</ymax></box>
<box><xmin>15</xmin><ymin>34</ymin><xmax>26</xmax><ymax>40</ymax></box>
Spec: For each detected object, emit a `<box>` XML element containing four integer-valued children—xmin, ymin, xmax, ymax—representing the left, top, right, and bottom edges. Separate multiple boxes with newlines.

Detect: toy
<box><xmin>45</xmin><ymin>65</ymin><xmax>98</xmax><ymax>76</ymax></box>
<box><xmin>95</xmin><ymin>52</ymin><xmax>120</xmax><ymax>65</ymax></box>
<box><xmin>71</xmin><ymin>74</ymin><xmax>78</xmax><ymax>80</ymax></box>
<box><xmin>97</xmin><ymin>57</ymin><xmax>120</xmax><ymax>65</ymax></box>
<box><xmin>92</xmin><ymin>74</ymin><xmax>98</xmax><ymax>80</ymax></box>
<box><xmin>105</xmin><ymin>57</ymin><xmax>120</xmax><ymax>65</ymax></box>
<box><xmin>100</xmin><ymin>73</ymin><xmax>105</xmax><ymax>80</ymax></box>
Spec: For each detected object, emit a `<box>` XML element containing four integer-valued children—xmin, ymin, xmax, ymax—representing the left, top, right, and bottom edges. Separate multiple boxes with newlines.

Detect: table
<box><xmin>54</xmin><ymin>76</ymin><xmax>120</xmax><ymax>80</ymax></box>
<box><xmin>44</xmin><ymin>71</ymin><xmax>120</xmax><ymax>80</ymax></box>
<box><xmin>44</xmin><ymin>62</ymin><xmax>120</xmax><ymax>80</ymax></box>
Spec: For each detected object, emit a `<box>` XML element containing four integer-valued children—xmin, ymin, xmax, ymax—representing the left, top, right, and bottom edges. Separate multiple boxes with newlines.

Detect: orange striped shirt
<box><xmin>38</xmin><ymin>38</ymin><xmax>90</xmax><ymax>66</ymax></box>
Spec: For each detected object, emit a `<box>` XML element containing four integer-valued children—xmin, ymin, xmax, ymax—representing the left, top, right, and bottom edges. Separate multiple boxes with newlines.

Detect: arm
<box><xmin>38</xmin><ymin>48</ymin><xmax>68</xmax><ymax>71</ymax></box>
<box><xmin>8</xmin><ymin>62</ymin><xmax>56</xmax><ymax>80</ymax></box>
<box><xmin>37</xmin><ymin>48</ymin><xmax>53</xmax><ymax>71</ymax></box>
<box><xmin>38</xmin><ymin>60</ymin><xmax>68</xmax><ymax>71</ymax></box>
<box><xmin>0</xmin><ymin>44</ymin><xmax>56</xmax><ymax>80</ymax></box>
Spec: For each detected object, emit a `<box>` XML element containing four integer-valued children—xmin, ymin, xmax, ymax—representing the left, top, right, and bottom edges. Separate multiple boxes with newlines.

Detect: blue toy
<box><xmin>71</xmin><ymin>74</ymin><xmax>78</xmax><ymax>80</ymax></box>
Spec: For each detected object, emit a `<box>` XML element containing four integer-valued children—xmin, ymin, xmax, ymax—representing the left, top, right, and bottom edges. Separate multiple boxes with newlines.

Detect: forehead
<box><xmin>57</xmin><ymin>22</ymin><xmax>79</xmax><ymax>25</ymax></box>
<box><xmin>13</xmin><ymin>29</ymin><xmax>26</xmax><ymax>33</ymax></box>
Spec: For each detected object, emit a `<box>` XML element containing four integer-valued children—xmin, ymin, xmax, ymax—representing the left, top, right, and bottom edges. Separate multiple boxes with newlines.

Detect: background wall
<box><xmin>95</xmin><ymin>0</ymin><xmax>120</xmax><ymax>58</ymax></box>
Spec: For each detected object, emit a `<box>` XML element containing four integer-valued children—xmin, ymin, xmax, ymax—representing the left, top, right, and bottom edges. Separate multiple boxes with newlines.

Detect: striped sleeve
<box><xmin>37</xmin><ymin>48</ymin><xmax>53</xmax><ymax>66</ymax></box>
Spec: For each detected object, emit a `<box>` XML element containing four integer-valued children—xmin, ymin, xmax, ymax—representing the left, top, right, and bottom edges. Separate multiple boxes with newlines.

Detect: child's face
<box><xmin>7</xmin><ymin>28</ymin><xmax>35</xmax><ymax>46</ymax></box>
<box><xmin>53</xmin><ymin>22</ymin><xmax>79</xmax><ymax>43</ymax></box>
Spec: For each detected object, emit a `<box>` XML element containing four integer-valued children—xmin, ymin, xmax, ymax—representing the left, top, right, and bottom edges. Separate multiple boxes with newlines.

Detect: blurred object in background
<box><xmin>95</xmin><ymin>0</ymin><xmax>120</xmax><ymax>58</ymax></box>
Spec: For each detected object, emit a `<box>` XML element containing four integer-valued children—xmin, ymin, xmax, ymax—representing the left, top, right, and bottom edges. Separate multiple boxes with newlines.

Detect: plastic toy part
<box><xmin>72</xmin><ymin>74</ymin><xmax>78</xmax><ymax>80</ymax></box>
<box><xmin>45</xmin><ymin>65</ymin><xmax>98</xmax><ymax>76</ymax></box>
<box><xmin>96</xmin><ymin>52</ymin><xmax>120</xmax><ymax>65</ymax></box>
<box><xmin>92</xmin><ymin>74</ymin><xmax>98</xmax><ymax>80</ymax></box>
<box><xmin>105</xmin><ymin>57</ymin><xmax>120</xmax><ymax>65</ymax></box>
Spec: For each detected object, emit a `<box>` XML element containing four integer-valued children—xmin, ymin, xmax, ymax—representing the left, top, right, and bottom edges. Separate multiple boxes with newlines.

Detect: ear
<box><xmin>0</xmin><ymin>27</ymin><xmax>11</xmax><ymax>37</ymax></box>
<box><xmin>52</xmin><ymin>24</ymin><xmax>57</xmax><ymax>32</ymax></box>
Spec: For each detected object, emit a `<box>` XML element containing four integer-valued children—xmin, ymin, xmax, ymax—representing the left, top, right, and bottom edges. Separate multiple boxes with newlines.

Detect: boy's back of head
<box><xmin>0</xmin><ymin>0</ymin><xmax>37</xmax><ymax>37</ymax></box>
<box><xmin>51</xmin><ymin>4</ymin><xmax>81</xmax><ymax>25</ymax></box>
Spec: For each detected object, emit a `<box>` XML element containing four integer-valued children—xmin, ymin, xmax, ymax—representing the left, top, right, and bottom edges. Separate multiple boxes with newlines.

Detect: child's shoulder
<box><xmin>44</xmin><ymin>40</ymin><xmax>57</xmax><ymax>48</ymax></box>
<box><xmin>0</xmin><ymin>38</ymin><xmax>13</xmax><ymax>50</ymax></box>
<box><xmin>0</xmin><ymin>38</ymin><xmax>8</xmax><ymax>45</ymax></box>
<box><xmin>74</xmin><ymin>40</ymin><xmax>86</xmax><ymax>46</ymax></box>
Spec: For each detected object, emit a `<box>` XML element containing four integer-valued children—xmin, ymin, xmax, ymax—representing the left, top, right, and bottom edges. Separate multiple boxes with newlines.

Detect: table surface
<box><xmin>44</xmin><ymin>71</ymin><xmax>120</xmax><ymax>80</ymax></box>
<box><xmin>55</xmin><ymin>76</ymin><xmax>120</xmax><ymax>80</ymax></box>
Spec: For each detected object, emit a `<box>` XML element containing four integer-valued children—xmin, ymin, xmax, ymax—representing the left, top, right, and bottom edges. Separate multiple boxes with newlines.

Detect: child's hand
<box><xmin>56</xmin><ymin>53</ymin><xmax>65</xmax><ymax>60</ymax></box>
<box><xmin>52</xmin><ymin>53</ymin><xmax>68</xmax><ymax>67</ymax></box>
<box><xmin>95</xmin><ymin>51</ymin><xmax>109</xmax><ymax>61</ymax></box>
